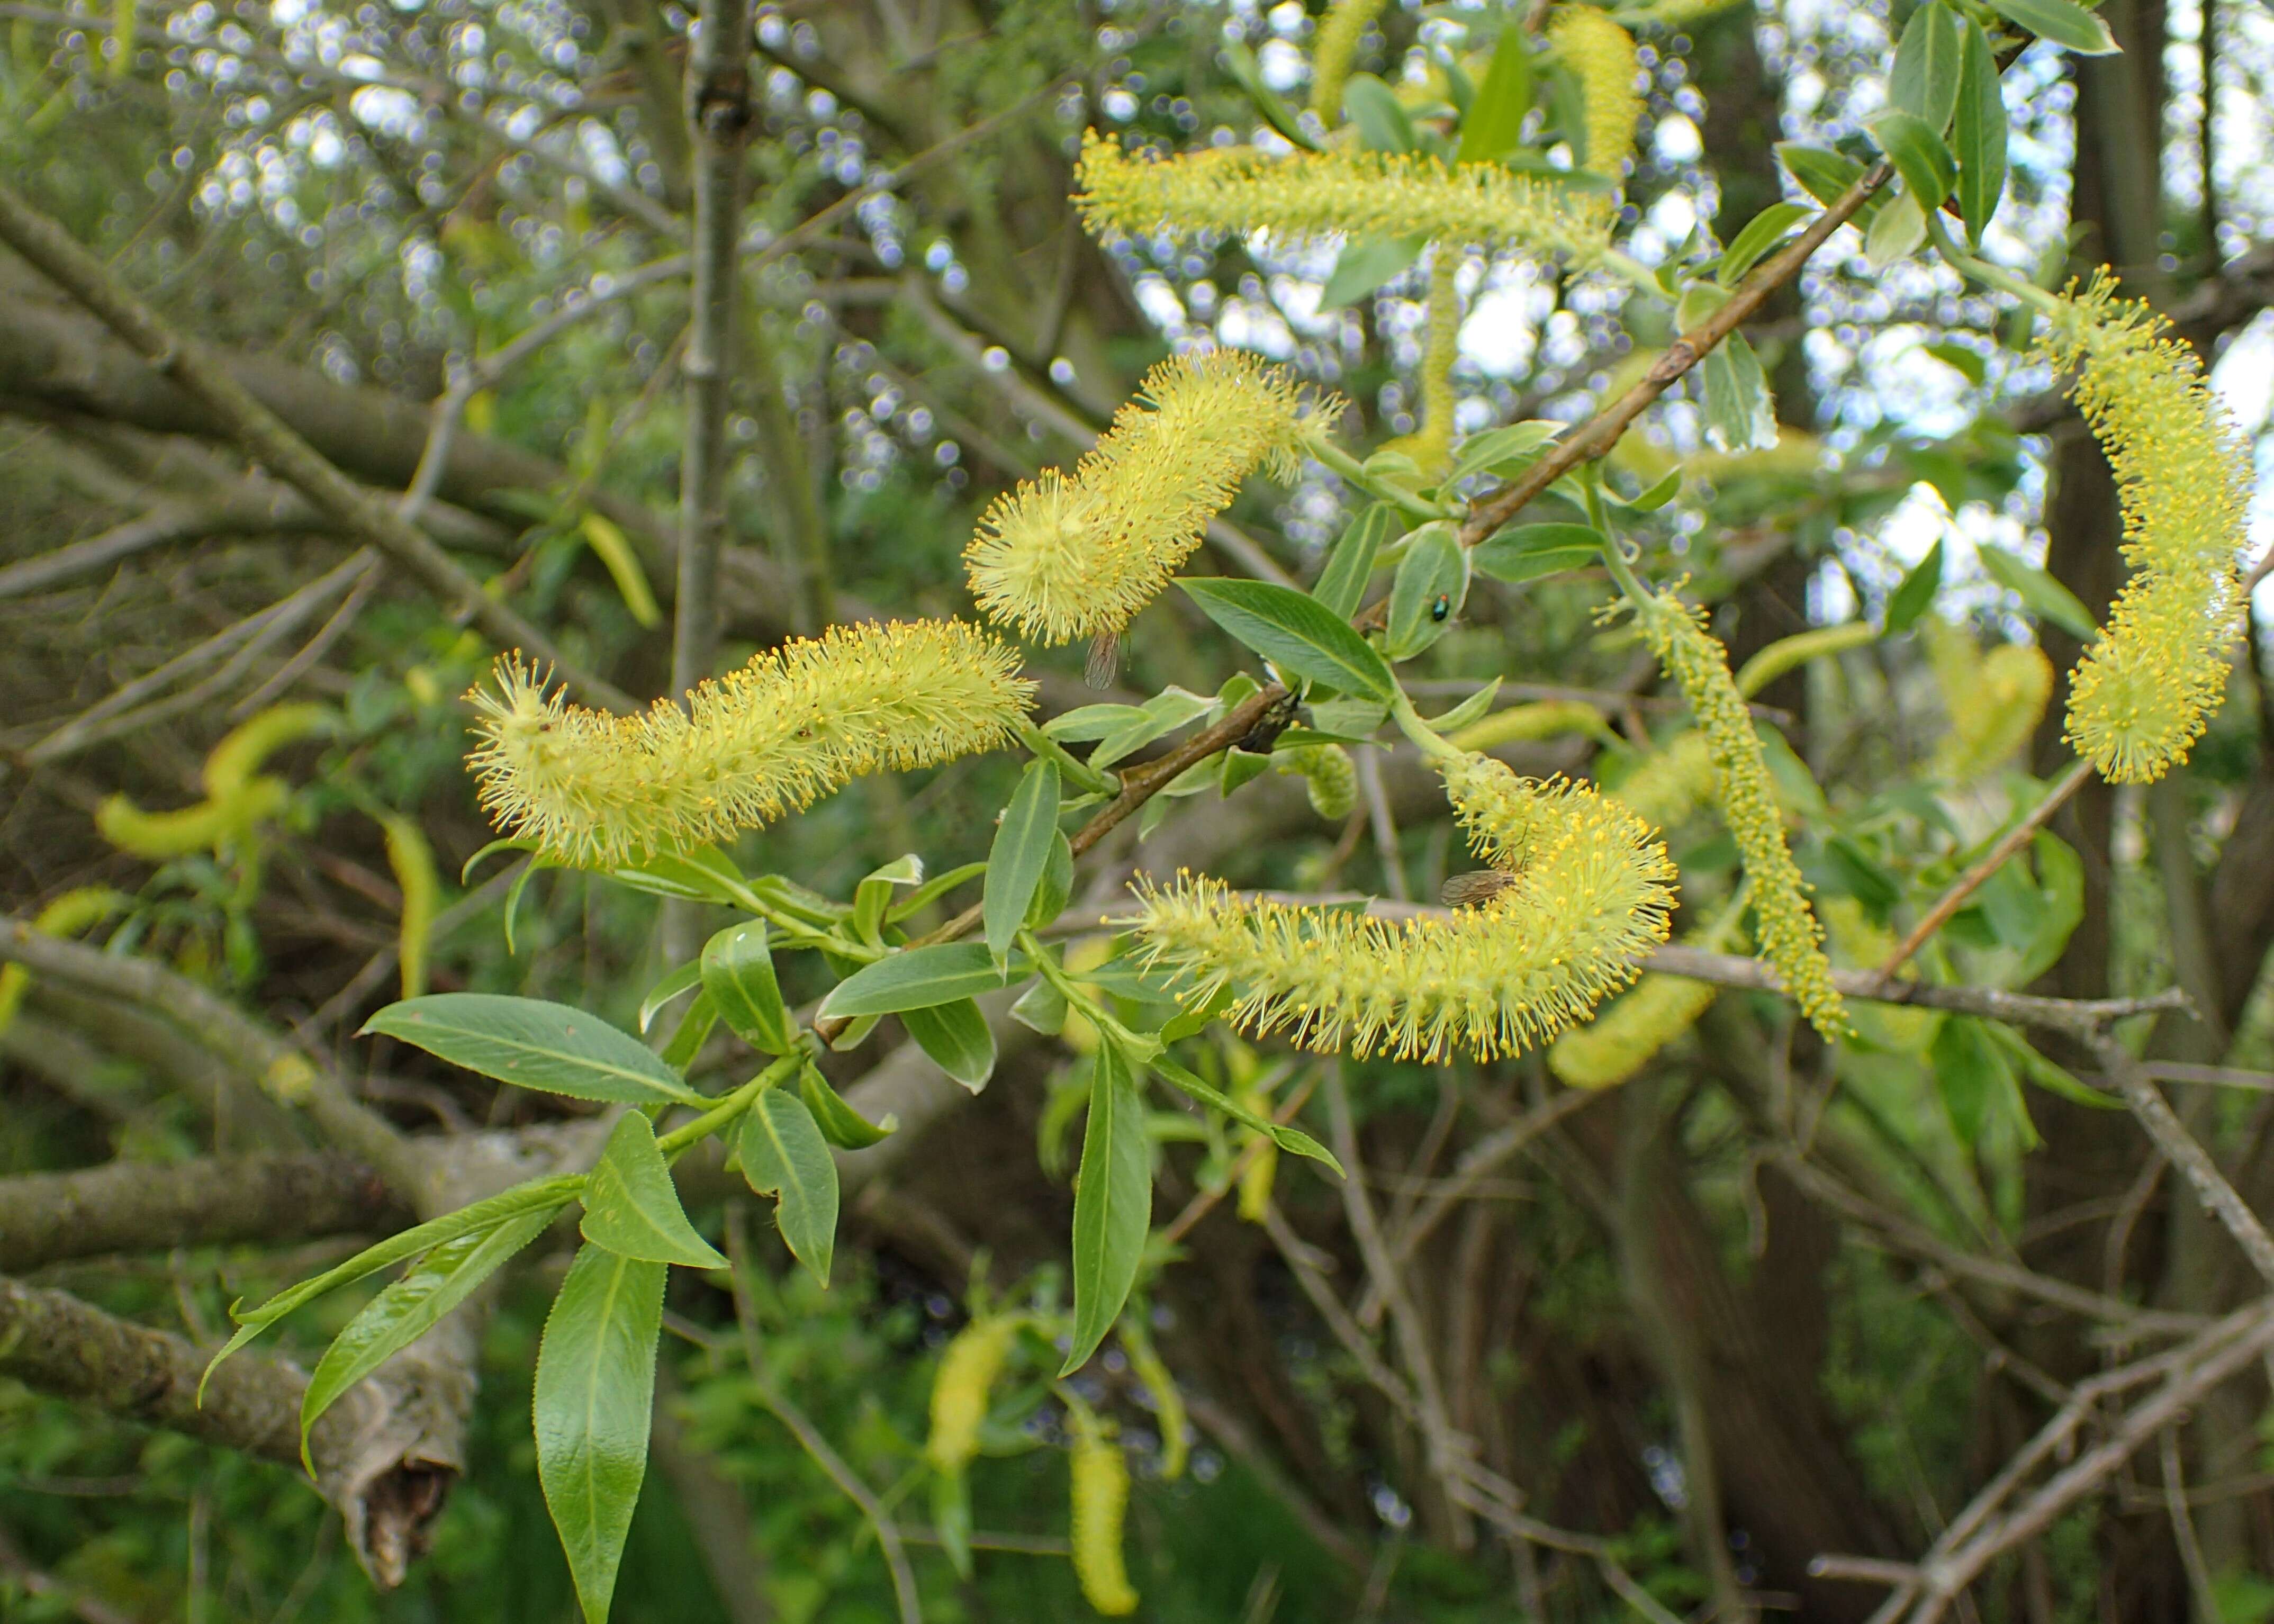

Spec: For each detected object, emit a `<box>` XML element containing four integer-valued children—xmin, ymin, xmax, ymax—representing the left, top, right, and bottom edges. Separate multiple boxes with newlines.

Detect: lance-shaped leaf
<box><xmin>800</xmin><ymin>1062</ymin><xmax>895</xmax><ymax>1149</ymax></box>
<box><xmin>700</xmin><ymin>921</ymin><xmax>796</xmax><ymax>1054</ymax></box>
<box><xmin>901</xmin><ymin>998</ymin><xmax>998</xmax><ymax>1093</ymax></box>
<box><xmin>985</xmin><ymin>759</ymin><xmax>1061</xmax><ymax>966</ymax></box>
<box><xmin>365</xmin><ymin>995</ymin><xmax>703</xmax><ymax>1105</ymax></box>
<box><xmin>536</xmin><ymin>1244</ymin><xmax>666</xmax><ymax>1624</ymax></box>
<box><xmin>580</xmin><ymin>1112</ymin><xmax>728</xmax><ymax>1269</ymax></box>
<box><xmin>818</xmin><ymin>942</ymin><xmax>1022</xmax><ymax>1018</ymax></box>
<box><xmin>1313</xmin><ymin>502</ymin><xmax>1395</xmax><ymax>617</ymax></box>
<box><xmin>1062</xmin><ymin>1043</ymin><xmax>1153</xmax><ymax>1374</ymax></box>
<box><xmin>738</xmin><ymin>1088</ymin><xmax>838</xmax><ymax>1286</ymax></box>
<box><xmin>1179</xmin><ymin>578</ymin><xmax>1397</xmax><ymax>701</ymax></box>
<box><xmin>1954</xmin><ymin>17</ymin><xmax>2009</xmax><ymax>245</ymax></box>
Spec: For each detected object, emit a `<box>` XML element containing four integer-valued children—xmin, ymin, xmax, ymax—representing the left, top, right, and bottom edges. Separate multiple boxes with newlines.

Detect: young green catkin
<box><xmin>203</xmin><ymin>703</ymin><xmax>331</xmax><ymax>797</ymax></box>
<box><xmin>97</xmin><ymin>776</ymin><xmax>290</xmax><ymax>860</ymax></box>
<box><xmin>0</xmin><ymin>886</ymin><xmax>131</xmax><ymax>1036</ymax></box>
<box><xmin>926</xmin><ymin>1316</ymin><xmax>1019</xmax><ymax>1475</ymax></box>
<box><xmin>1925</xmin><ymin>620</ymin><xmax>2054</xmax><ymax>783</ymax></box>
<box><xmin>1134</xmin><ymin>755</ymin><xmax>1677</xmax><ymax>1061</ymax></box>
<box><xmin>1067</xmin><ymin>1401</ymin><xmax>1140</xmax><ymax>1616</ymax></box>
<box><xmin>1633</xmin><ymin>593</ymin><xmax>1846</xmax><ymax>1037</ymax></box>
<box><xmin>2040</xmin><ymin>273</ymin><xmax>2249</xmax><ymax>782</ymax></box>
<box><xmin>1548</xmin><ymin>7</ymin><xmax>1641</xmax><ymax>182</ymax></box>
<box><xmin>1121</xmin><ymin>1323</ymin><xmax>1190</xmax><ymax>1481</ymax></box>
<box><xmin>378</xmin><ymin>814</ymin><xmax>439</xmax><ymax>1000</ymax></box>
<box><xmin>1273</xmin><ymin>742</ymin><xmax>1357</xmax><ymax>822</ymax></box>
<box><xmin>964</xmin><ymin>353</ymin><xmax>1322</xmax><ymax>644</ymax></box>
<box><xmin>1075</xmin><ymin>128</ymin><xmax>1606</xmax><ymax>259</ymax></box>
<box><xmin>1604</xmin><ymin>728</ymin><xmax>1716</xmax><ymax>831</ymax></box>
<box><xmin>1385</xmin><ymin>248</ymin><xmax>1463</xmax><ymax>476</ymax></box>
<box><xmin>467</xmin><ymin>619</ymin><xmax>1033</xmax><ymax>868</ymax></box>
<box><xmin>1309</xmin><ymin>0</ymin><xmax>1391</xmax><ymax>118</ymax></box>
<box><xmin>1549</xmin><ymin>896</ymin><xmax>1747</xmax><ymax>1088</ymax></box>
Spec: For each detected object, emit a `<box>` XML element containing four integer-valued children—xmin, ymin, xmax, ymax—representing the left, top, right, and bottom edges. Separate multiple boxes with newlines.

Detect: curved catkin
<box><xmin>1549</xmin><ymin>898</ymin><xmax>1747</xmax><ymax>1089</ymax></box>
<box><xmin>1449</xmin><ymin>700</ymin><xmax>1616</xmax><ymax>753</ymax></box>
<box><xmin>1634</xmin><ymin>594</ymin><xmax>1846</xmax><ymax>1037</ymax></box>
<box><xmin>1122</xmin><ymin>1327</ymin><xmax>1190</xmax><ymax>1481</ymax></box>
<box><xmin>1075</xmin><ymin>128</ymin><xmax>1606</xmax><ymax>258</ymax></box>
<box><xmin>1926</xmin><ymin>621</ymin><xmax>2055</xmax><ymax>783</ymax></box>
<box><xmin>1548</xmin><ymin>7</ymin><xmax>1641</xmax><ymax>181</ymax></box>
<box><xmin>1067</xmin><ymin>1403</ymin><xmax>1140</xmax><ymax>1616</ymax></box>
<box><xmin>1134</xmin><ymin>756</ymin><xmax>1677</xmax><ymax>1062</ymax></box>
<box><xmin>1273</xmin><ymin>743</ymin><xmax>1357</xmax><ymax>822</ymax></box>
<box><xmin>97</xmin><ymin>777</ymin><xmax>290</xmax><ymax>860</ymax></box>
<box><xmin>965</xmin><ymin>354</ymin><xmax>1323</xmax><ymax>644</ymax></box>
<box><xmin>203</xmin><ymin>703</ymin><xmax>331</xmax><ymax>798</ymax></box>
<box><xmin>467</xmin><ymin>620</ymin><xmax>1033</xmax><ymax>868</ymax></box>
<box><xmin>2041</xmin><ymin>274</ymin><xmax>2249</xmax><ymax>782</ymax></box>
<box><xmin>0</xmin><ymin>887</ymin><xmax>131</xmax><ymax>1036</ymax></box>
<box><xmin>379</xmin><ymin>814</ymin><xmax>439</xmax><ymax>1000</ymax></box>
<box><xmin>1394</xmin><ymin>249</ymin><xmax>1464</xmax><ymax>475</ymax></box>
<box><xmin>926</xmin><ymin>1317</ymin><xmax>1018</xmax><ymax>1475</ymax></box>
<box><xmin>1310</xmin><ymin>0</ymin><xmax>1391</xmax><ymax>118</ymax></box>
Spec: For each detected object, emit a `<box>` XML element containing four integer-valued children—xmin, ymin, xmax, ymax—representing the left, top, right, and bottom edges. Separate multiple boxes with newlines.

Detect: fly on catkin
<box><xmin>1133</xmin><ymin>754</ymin><xmax>1677</xmax><ymax>1062</ymax></box>
<box><xmin>1066</xmin><ymin>1399</ymin><xmax>1140</xmax><ymax>1616</ymax></box>
<box><xmin>965</xmin><ymin>353</ymin><xmax>1323</xmax><ymax>645</ymax></box>
<box><xmin>926</xmin><ymin>1316</ymin><xmax>1019</xmax><ymax>1475</ymax></box>
<box><xmin>467</xmin><ymin>619</ymin><xmax>1033</xmax><ymax>868</ymax></box>
<box><xmin>2040</xmin><ymin>273</ymin><xmax>2249</xmax><ymax>782</ymax></box>
<box><xmin>1548</xmin><ymin>7</ymin><xmax>1641</xmax><ymax>182</ymax></box>
<box><xmin>1075</xmin><ymin>129</ymin><xmax>1606</xmax><ymax>259</ymax></box>
<box><xmin>1631</xmin><ymin>592</ymin><xmax>1846</xmax><ymax>1038</ymax></box>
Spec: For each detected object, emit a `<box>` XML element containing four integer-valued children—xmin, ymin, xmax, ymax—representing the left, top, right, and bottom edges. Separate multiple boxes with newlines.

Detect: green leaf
<box><xmin>1890</xmin><ymin>1</ymin><xmax>1963</xmax><ymax>130</ymax></box>
<box><xmin>638</xmin><ymin>961</ymin><xmax>701</xmax><ymax>1034</ymax></box>
<box><xmin>606</xmin><ymin>847</ymin><xmax>758</xmax><ymax>910</ymax></box>
<box><xmin>300</xmin><ymin>1204</ymin><xmax>557</xmax><ymax>1461</ymax></box>
<box><xmin>1954</xmin><ymin>17</ymin><xmax>2009</xmax><ymax>245</ymax></box>
<box><xmin>1977</xmin><ymin>543</ymin><xmax>2099</xmax><ymax>641</ymax></box>
<box><xmin>659</xmin><ymin>990</ymin><xmax>717</xmax><ymax>1072</ymax></box>
<box><xmin>800</xmin><ymin>1062</ymin><xmax>896</xmax><ymax>1149</ymax></box>
<box><xmin>1867</xmin><ymin>109</ymin><xmax>1956</xmax><ymax>207</ymax></box>
<box><xmin>853</xmin><ymin>854</ymin><xmax>924</xmax><ymax>944</ymax></box>
<box><xmin>1220</xmin><ymin>745</ymin><xmax>1275</xmax><ymax>794</ymax></box>
<box><xmin>700</xmin><ymin>922</ymin><xmax>796</xmax><ymax>1055</ymax></box>
<box><xmin>580</xmin><ymin>1112</ymin><xmax>728</xmax><ymax>1269</ymax></box>
<box><xmin>1090</xmin><ymin>687</ymin><xmax>1214</xmax><ymax>770</ymax></box>
<box><xmin>1922</xmin><ymin>340</ymin><xmax>1988</xmax><ymax>385</ymax></box>
<box><xmin>1930</xmin><ymin>1015</ymin><xmax>2036</xmax><ymax>1149</ymax></box>
<box><xmin>1178</xmin><ymin>578</ymin><xmax>1398</xmax><ymax>700</ymax></box>
<box><xmin>985</xmin><ymin>760</ymin><xmax>1062</xmax><ymax>967</ymax></box>
<box><xmin>1028</xmin><ymin>827</ymin><xmax>1073</xmax><ymax>931</ymax></box>
<box><xmin>1472</xmin><ymin>522</ymin><xmax>1606</xmax><ymax>585</ymax></box>
<box><xmin>1043</xmin><ymin>703</ymin><xmax>1150</xmax><ymax>743</ymax></box>
<box><xmin>1884</xmin><ymin>538</ymin><xmax>1945</xmax><ymax>634</ymax></box>
<box><xmin>932</xmin><ymin>1469</ymin><xmax>975</xmax><ymax>1580</ymax></box>
<box><xmin>901</xmin><ymin>998</ymin><xmax>998</xmax><ymax>1093</ymax></box>
<box><xmin>1982</xmin><ymin>0</ymin><xmax>2118</xmax><ymax>53</ymax></box>
<box><xmin>1320</xmin><ymin>235</ymin><xmax>1428</xmax><ymax>309</ymax></box>
<box><xmin>818</xmin><ymin>942</ymin><xmax>1022</xmax><ymax>1019</ymax></box>
<box><xmin>364</xmin><ymin>995</ymin><xmax>702</xmax><ymax>1105</ymax></box>
<box><xmin>738</xmin><ymin>1089</ymin><xmax>839</xmax><ymax>1285</ymax></box>
<box><xmin>1062</xmin><ymin>1043</ymin><xmax>1153</xmax><ymax>1375</ymax></box>
<box><xmin>1702</xmin><ymin>332</ymin><xmax>1777</xmax><ymax>453</ymax></box>
<box><xmin>1149</xmin><ymin>1054</ymin><xmax>1342</xmax><ymax>1171</ymax></box>
<box><xmin>1220</xmin><ymin>38</ymin><xmax>1319</xmax><ymax>149</ymax></box>
<box><xmin>1428</xmin><ymin>677</ymin><xmax>1503</xmax><ymax>735</ymax></box>
<box><xmin>1341</xmin><ymin>72</ymin><xmax>1416</xmax><ymax>151</ymax></box>
<box><xmin>1776</xmin><ymin>142</ymin><xmax>1867</xmax><ymax>210</ymax></box>
<box><xmin>1716</xmin><ymin>201</ymin><xmax>1815</xmax><ymax>287</ymax></box>
<box><xmin>1454</xmin><ymin>21</ymin><xmax>1533</xmax><ymax>165</ymax></box>
<box><xmin>1444</xmin><ymin>420</ymin><xmax>1566</xmax><ymax>488</ymax></box>
<box><xmin>1313</xmin><ymin>502</ymin><xmax>1396</xmax><ymax>617</ymax></box>
<box><xmin>1864</xmin><ymin>190</ymin><xmax>1927</xmax><ymax>268</ymax></box>
<box><xmin>1384</xmin><ymin>521</ymin><xmax>1471</xmax><ymax>661</ymax></box>
<box><xmin>887</xmin><ymin>860</ymin><xmax>989</xmax><ymax>923</ymax></box>
<box><xmin>1010</xmin><ymin>972</ymin><xmax>1068</xmax><ymax>1035</ymax></box>
<box><xmin>536</xmin><ymin>1244</ymin><xmax>665</xmax><ymax>1624</ymax></box>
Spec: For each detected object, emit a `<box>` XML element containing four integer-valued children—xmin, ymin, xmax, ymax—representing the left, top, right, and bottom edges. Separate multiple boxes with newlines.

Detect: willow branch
<box><xmin>0</xmin><ymin>178</ymin><xmax>633</xmax><ymax>712</ymax></box>
<box><xmin>2093</xmin><ymin>1032</ymin><xmax>2274</xmax><ymax>1287</ymax></box>
<box><xmin>1459</xmin><ymin>162</ymin><xmax>1892</xmax><ymax>547</ymax></box>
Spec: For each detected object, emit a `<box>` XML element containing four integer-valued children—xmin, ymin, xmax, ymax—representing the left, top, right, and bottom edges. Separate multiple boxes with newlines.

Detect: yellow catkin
<box><xmin>467</xmin><ymin>620</ymin><xmax>1033</xmax><ymax>868</ymax></box>
<box><xmin>1735</xmin><ymin>621</ymin><xmax>1876</xmax><ymax>699</ymax></box>
<box><xmin>1605</xmin><ymin>728</ymin><xmax>1717</xmax><ymax>831</ymax></box>
<box><xmin>96</xmin><ymin>777</ymin><xmax>290</xmax><ymax>860</ymax></box>
<box><xmin>1633</xmin><ymin>593</ymin><xmax>1846</xmax><ymax>1037</ymax></box>
<box><xmin>1310</xmin><ymin>0</ymin><xmax>1392</xmax><ymax>118</ymax></box>
<box><xmin>926</xmin><ymin>1317</ymin><xmax>1018</xmax><ymax>1475</ymax></box>
<box><xmin>378</xmin><ymin>814</ymin><xmax>439</xmax><ymax>1000</ymax></box>
<box><xmin>965</xmin><ymin>353</ymin><xmax>1324</xmax><ymax>644</ymax></box>
<box><xmin>1819</xmin><ymin>896</ymin><xmax>1938</xmax><ymax>1052</ymax></box>
<box><xmin>1067</xmin><ymin>1401</ymin><xmax>1140</xmax><ymax>1616</ymax></box>
<box><xmin>1549</xmin><ymin>897</ymin><xmax>1747</xmax><ymax>1089</ymax></box>
<box><xmin>2041</xmin><ymin>273</ymin><xmax>2249</xmax><ymax>782</ymax></box>
<box><xmin>1925</xmin><ymin>620</ymin><xmax>2055</xmax><ymax>783</ymax></box>
<box><xmin>202</xmin><ymin>703</ymin><xmax>331</xmax><ymax>798</ymax></box>
<box><xmin>1076</xmin><ymin>128</ymin><xmax>1607</xmax><ymax>259</ymax></box>
<box><xmin>1548</xmin><ymin>7</ymin><xmax>1641</xmax><ymax>182</ymax></box>
<box><xmin>1134</xmin><ymin>755</ymin><xmax>1677</xmax><ymax>1062</ymax></box>
<box><xmin>1273</xmin><ymin>742</ymin><xmax>1357</xmax><ymax>822</ymax></box>
<box><xmin>1237</xmin><ymin>1135</ymin><xmax>1278</xmax><ymax>1222</ymax></box>
<box><xmin>1385</xmin><ymin>249</ymin><xmax>1463</xmax><ymax>476</ymax></box>
<box><xmin>0</xmin><ymin>887</ymin><xmax>132</xmax><ymax>1036</ymax></box>
<box><xmin>1121</xmin><ymin>1323</ymin><xmax>1189</xmax><ymax>1481</ymax></box>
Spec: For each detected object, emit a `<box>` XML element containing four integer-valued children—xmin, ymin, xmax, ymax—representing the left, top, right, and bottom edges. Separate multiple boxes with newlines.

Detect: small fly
<box><xmin>1440</xmin><ymin>870</ymin><xmax>1517</xmax><ymax>909</ymax></box>
<box><xmin>1086</xmin><ymin>630</ymin><xmax>1123</xmax><ymax>690</ymax></box>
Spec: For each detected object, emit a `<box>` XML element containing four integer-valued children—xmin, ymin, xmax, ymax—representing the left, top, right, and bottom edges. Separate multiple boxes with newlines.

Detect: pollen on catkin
<box><xmin>1067</xmin><ymin>1402</ymin><xmax>1140</xmax><ymax>1616</ymax></box>
<box><xmin>1075</xmin><ymin>128</ymin><xmax>1607</xmax><ymax>259</ymax></box>
<box><xmin>467</xmin><ymin>620</ymin><xmax>1033</xmax><ymax>868</ymax></box>
<box><xmin>1548</xmin><ymin>7</ymin><xmax>1641</xmax><ymax>182</ymax></box>
<box><xmin>964</xmin><ymin>353</ymin><xmax>1325</xmax><ymax>644</ymax></box>
<box><xmin>926</xmin><ymin>1316</ymin><xmax>1019</xmax><ymax>1475</ymax></box>
<box><xmin>1273</xmin><ymin>742</ymin><xmax>1358</xmax><ymax>822</ymax></box>
<box><xmin>1310</xmin><ymin>0</ymin><xmax>1391</xmax><ymax>118</ymax></box>
<box><xmin>1632</xmin><ymin>593</ymin><xmax>1846</xmax><ymax>1037</ymax></box>
<box><xmin>1549</xmin><ymin>896</ymin><xmax>1747</xmax><ymax>1089</ymax></box>
<box><xmin>1133</xmin><ymin>755</ymin><xmax>1677</xmax><ymax>1062</ymax></box>
<box><xmin>2041</xmin><ymin>273</ymin><xmax>2248</xmax><ymax>782</ymax></box>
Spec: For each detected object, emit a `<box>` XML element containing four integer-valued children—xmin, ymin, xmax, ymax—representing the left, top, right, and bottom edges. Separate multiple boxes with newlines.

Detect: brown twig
<box><xmin>1458</xmin><ymin>163</ymin><xmax>1892</xmax><ymax>547</ymax></box>
<box><xmin>1873</xmin><ymin>758</ymin><xmax>2094</xmax><ymax>984</ymax></box>
<box><xmin>2093</xmin><ymin>1032</ymin><xmax>2274</xmax><ymax>1288</ymax></box>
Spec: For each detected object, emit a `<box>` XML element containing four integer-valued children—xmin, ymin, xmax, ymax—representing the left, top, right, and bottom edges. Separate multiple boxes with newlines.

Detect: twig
<box><xmin>1355</xmin><ymin>750</ymin><xmax>1409</xmax><ymax>901</ymax></box>
<box><xmin>1459</xmin><ymin>163</ymin><xmax>1892</xmax><ymax>547</ymax></box>
<box><xmin>2160</xmin><ymin>1425</ymin><xmax>2224</xmax><ymax>1622</ymax></box>
<box><xmin>228</xmin><ymin>558</ymin><xmax>382</xmax><ymax>718</ymax></box>
<box><xmin>2093</xmin><ymin>1032</ymin><xmax>2274</xmax><ymax>1288</ymax></box>
<box><xmin>1873</xmin><ymin>759</ymin><xmax>2094</xmax><ymax>984</ymax></box>
<box><xmin>0</xmin><ymin>178</ymin><xmax>633</xmax><ymax>712</ymax></box>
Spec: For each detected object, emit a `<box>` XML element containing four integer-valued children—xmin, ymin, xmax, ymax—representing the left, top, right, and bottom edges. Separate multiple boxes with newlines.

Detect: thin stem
<box><xmin>1921</xmin><ymin>206</ymin><xmax>2063</xmax><ymax>318</ymax></box>
<box><xmin>657</xmin><ymin>1052</ymin><xmax>802</xmax><ymax>1159</ymax></box>
<box><xmin>1304</xmin><ymin>431</ymin><xmax>1458</xmax><ymax>522</ymax></box>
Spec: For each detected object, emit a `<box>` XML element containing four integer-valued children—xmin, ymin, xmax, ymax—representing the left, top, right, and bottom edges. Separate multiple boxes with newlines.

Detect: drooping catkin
<box><xmin>1393</xmin><ymin>248</ymin><xmax>1463</xmax><ymax>476</ymax></box>
<box><xmin>1134</xmin><ymin>755</ymin><xmax>1677</xmax><ymax>1062</ymax></box>
<box><xmin>97</xmin><ymin>777</ymin><xmax>290</xmax><ymax>859</ymax></box>
<box><xmin>1067</xmin><ymin>1400</ymin><xmax>1140</xmax><ymax>1616</ymax></box>
<box><xmin>1549</xmin><ymin>894</ymin><xmax>1747</xmax><ymax>1088</ymax></box>
<box><xmin>1310</xmin><ymin>0</ymin><xmax>1392</xmax><ymax>118</ymax></box>
<box><xmin>1075</xmin><ymin>128</ymin><xmax>1607</xmax><ymax>258</ymax></box>
<box><xmin>203</xmin><ymin>703</ymin><xmax>331</xmax><ymax>797</ymax></box>
<box><xmin>467</xmin><ymin>620</ymin><xmax>1033</xmax><ymax>868</ymax></box>
<box><xmin>0</xmin><ymin>887</ymin><xmax>131</xmax><ymax>1036</ymax></box>
<box><xmin>378</xmin><ymin>814</ymin><xmax>439</xmax><ymax>1000</ymax></box>
<box><xmin>1121</xmin><ymin>1323</ymin><xmax>1189</xmax><ymax>1481</ymax></box>
<box><xmin>2040</xmin><ymin>273</ymin><xmax>2249</xmax><ymax>782</ymax></box>
<box><xmin>965</xmin><ymin>353</ymin><xmax>1323</xmax><ymax>644</ymax></box>
<box><xmin>1632</xmin><ymin>593</ymin><xmax>1846</xmax><ymax>1037</ymax></box>
<box><xmin>1605</xmin><ymin>728</ymin><xmax>1716</xmax><ymax>831</ymax></box>
<box><xmin>1273</xmin><ymin>743</ymin><xmax>1357</xmax><ymax>821</ymax></box>
<box><xmin>1548</xmin><ymin>7</ymin><xmax>1641</xmax><ymax>181</ymax></box>
<box><xmin>1925</xmin><ymin>620</ymin><xmax>2054</xmax><ymax>783</ymax></box>
<box><xmin>926</xmin><ymin>1317</ymin><xmax>1019</xmax><ymax>1475</ymax></box>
